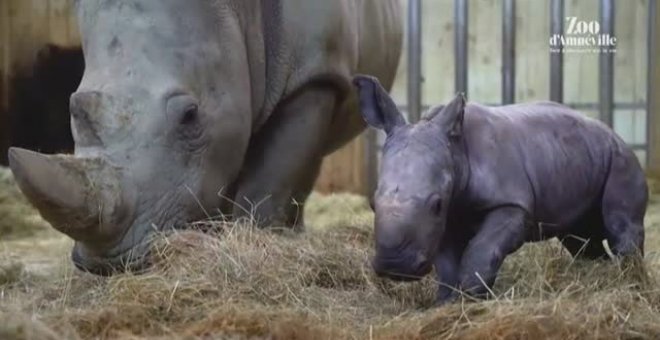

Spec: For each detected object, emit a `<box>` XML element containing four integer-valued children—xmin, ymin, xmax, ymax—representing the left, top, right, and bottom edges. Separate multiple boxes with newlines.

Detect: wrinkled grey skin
<box><xmin>7</xmin><ymin>1</ymin><xmax>402</xmax><ymax>275</ymax></box>
<box><xmin>353</xmin><ymin>75</ymin><xmax>647</xmax><ymax>305</ymax></box>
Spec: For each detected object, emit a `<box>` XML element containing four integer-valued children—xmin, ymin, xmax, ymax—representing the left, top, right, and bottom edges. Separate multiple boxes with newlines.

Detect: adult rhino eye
<box><xmin>166</xmin><ymin>94</ymin><xmax>199</xmax><ymax>127</ymax></box>
<box><xmin>180</xmin><ymin>104</ymin><xmax>198</xmax><ymax>125</ymax></box>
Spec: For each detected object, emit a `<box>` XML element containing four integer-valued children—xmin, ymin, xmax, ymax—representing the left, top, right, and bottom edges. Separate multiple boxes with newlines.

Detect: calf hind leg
<box><xmin>600</xmin><ymin>150</ymin><xmax>647</xmax><ymax>256</ymax></box>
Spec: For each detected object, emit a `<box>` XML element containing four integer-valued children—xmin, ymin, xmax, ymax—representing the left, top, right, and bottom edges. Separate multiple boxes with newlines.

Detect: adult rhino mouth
<box><xmin>71</xmin><ymin>241</ymin><xmax>152</xmax><ymax>276</ymax></box>
<box><xmin>69</xmin><ymin>214</ymin><xmax>162</xmax><ymax>276</ymax></box>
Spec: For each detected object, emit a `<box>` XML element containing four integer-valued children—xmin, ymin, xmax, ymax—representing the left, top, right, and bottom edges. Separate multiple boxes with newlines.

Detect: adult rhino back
<box><xmin>8</xmin><ymin>0</ymin><xmax>403</xmax><ymax>275</ymax></box>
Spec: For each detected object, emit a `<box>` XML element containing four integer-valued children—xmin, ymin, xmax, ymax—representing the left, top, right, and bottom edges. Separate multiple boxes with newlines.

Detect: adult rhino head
<box><xmin>9</xmin><ymin>0</ymin><xmax>252</xmax><ymax>275</ymax></box>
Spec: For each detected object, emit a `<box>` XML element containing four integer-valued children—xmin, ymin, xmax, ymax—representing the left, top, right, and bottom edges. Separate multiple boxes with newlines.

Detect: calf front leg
<box><xmin>457</xmin><ymin>206</ymin><xmax>527</xmax><ymax>299</ymax></box>
<box><xmin>434</xmin><ymin>240</ymin><xmax>464</xmax><ymax>306</ymax></box>
<box><xmin>232</xmin><ymin>86</ymin><xmax>337</xmax><ymax>229</ymax></box>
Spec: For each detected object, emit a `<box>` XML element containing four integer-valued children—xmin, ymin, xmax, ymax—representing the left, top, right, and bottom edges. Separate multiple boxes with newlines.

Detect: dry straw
<box><xmin>1</xmin><ymin>178</ymin><xmax>660</xmax><ymax>339</ymax></box>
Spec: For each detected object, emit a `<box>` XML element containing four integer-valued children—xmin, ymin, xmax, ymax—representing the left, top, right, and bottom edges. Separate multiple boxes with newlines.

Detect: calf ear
<box><xmin>421</xmin><ymin>104</ymin><xmax>445</xmax><ymax>121</ymax></box>
<box><xmin>352</xmin><ymin>74</ymin><xmax>405</xmax><ymax>134</ymax></box>
<box><xmin>431</xmin><ymin>93</ymin><xmax>466</xmax><ymax>138</ymax></box>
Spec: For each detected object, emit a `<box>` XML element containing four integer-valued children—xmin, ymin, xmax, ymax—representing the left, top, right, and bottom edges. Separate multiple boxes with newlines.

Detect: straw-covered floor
<box><xmin>2</xmin><ymin>167</ymin><xmax>660</xmax><ymax>339</ymax></box>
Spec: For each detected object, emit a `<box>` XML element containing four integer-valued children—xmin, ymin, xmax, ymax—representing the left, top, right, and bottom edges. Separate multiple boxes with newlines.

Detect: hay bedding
<box><xmin>0</xmin><ymin>168</ymin><xmax>49</xmax><ymax>239</ymax></box>
<box><xmin>1</xmin><ymin>170</ymin><xmax>660</xmax><ymax>339</ymax></box>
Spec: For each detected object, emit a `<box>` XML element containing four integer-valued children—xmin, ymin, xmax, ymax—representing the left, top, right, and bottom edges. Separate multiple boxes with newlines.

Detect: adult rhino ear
<box><xmin>431</xmin><ymin>93</ymin><xmax>466</xmax><ymax>138</ymax></box>
<box><xmin>352</xmin><ymin>74</ymin><xmax>405</xmax><ymax>134</ymax></box>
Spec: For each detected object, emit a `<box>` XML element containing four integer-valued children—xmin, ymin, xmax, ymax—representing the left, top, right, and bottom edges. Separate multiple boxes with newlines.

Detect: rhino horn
<box><xmin>8</xmin><ymin>147</ymin><xmax>112</xmax><ymax>241</ymax></box>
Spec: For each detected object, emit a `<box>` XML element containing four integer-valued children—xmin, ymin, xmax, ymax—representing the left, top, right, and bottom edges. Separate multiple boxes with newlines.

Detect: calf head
<box><xmin>353</xmin><ymin>75</ymin><xmax>465</xmax><ymax>281</ymax></box>
<box><xmin>8</xmin><ymin>0</ymin><xmax>252</xmax><ymax>275</ymax></box>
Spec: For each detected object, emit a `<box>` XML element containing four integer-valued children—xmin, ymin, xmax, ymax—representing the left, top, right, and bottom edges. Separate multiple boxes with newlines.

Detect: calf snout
<box><xmin>372</xmin><ymin>247</ymin><xmax>431</xmax><ymax>281</ymax></box>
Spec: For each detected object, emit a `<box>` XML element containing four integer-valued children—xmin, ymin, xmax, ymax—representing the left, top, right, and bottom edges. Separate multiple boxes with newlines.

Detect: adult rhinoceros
<box><xmin>8</xmin><ymin>0</ymin><xmax>402</xmax><ymax>275</ymax></box>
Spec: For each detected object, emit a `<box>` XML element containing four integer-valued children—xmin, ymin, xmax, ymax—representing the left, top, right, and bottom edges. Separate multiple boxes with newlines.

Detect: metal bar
<box><xmin>567</xmin><ymin>102</ymin><xmax>647</xmax><ymax>110</ymax></box>
<box><xmin>550</xmin><ymin>0</ymin><xmax>564</xmax><ymax>103</ymax></box>
<box><xmin>455</xmin><ymin>0</ymin><xmax>468</xmax><ymax>95</ymax></box>
<box><xmin>407</xmin><ymin>0</ymin><xmax>422</xmax><ymax>122</ymax></box>
<box><xmin>648</xmin><ymin>0</ymin><xmax>657</xmax><ymax>169</ymax></box>
<box><xmin>502</xmin><ymin>0</ymin><xmax>516</xmax><ymax>104</ymax></box>
<box><xmin>629</xmin><ymin>144</ymin><xmax>649</xmax><ymax>151</ymax></box>
<box><xmin>599</xmin><ymin>0</ymin><xmax>615</xmax><ymax>127</ymax></box>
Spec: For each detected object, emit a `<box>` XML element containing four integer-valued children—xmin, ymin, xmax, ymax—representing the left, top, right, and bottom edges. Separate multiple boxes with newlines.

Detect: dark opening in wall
<box><xmin>2</xmin><ymin>44</ymin><xmax>84</xmax><ymax>165</ymax></box>
<box><xmin>0</xmin><ymin>69</ymin><xmax>7</xmax><ymax>165</ymax></box>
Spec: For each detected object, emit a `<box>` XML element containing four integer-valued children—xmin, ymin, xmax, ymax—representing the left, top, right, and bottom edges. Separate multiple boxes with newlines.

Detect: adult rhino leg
<box><xmin>600</xmin><ymin>152</ymin><xmax>647</xmax><ymax>257</ymax></box>
<box><xmin>232</xmin><ymin>85</ymin><xmax>337</xmax><ymax>230</ymax></box>
<box><xmin>560</xmin><ymin>207</ymin><xmax>609</xmax><ymax>259</ymax></box>
<box><xmin>457</xmin><ymin>207</ymin><xmax>527</xmax><ymax>299</ymax></box>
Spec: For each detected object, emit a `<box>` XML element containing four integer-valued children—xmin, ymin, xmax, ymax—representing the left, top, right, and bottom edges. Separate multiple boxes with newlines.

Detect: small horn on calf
<box><xmin>7</xmin><ymin>147</ymin><xmax>120</xmax><ymax>242</ymax></box>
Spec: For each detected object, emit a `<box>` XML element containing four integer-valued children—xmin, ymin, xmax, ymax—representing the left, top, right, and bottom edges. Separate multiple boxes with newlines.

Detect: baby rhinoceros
<box><xmin>353</xmin><ymin>75</ymin><xmax>647</xmax><ymax>305</ymax></box>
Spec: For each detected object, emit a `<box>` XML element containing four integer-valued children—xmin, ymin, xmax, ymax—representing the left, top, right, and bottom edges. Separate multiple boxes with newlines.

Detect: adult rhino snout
<box><xmin>7</xmin><ymin>147</ymin><xmax>133</xmax><ymax>247</ymax></box>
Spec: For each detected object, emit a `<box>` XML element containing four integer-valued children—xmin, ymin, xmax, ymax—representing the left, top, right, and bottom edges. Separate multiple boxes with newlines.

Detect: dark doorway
<box><xmin>1</xmin><ymin>44</ymin><xmax>84</xmax><ymax>165</ymax></box>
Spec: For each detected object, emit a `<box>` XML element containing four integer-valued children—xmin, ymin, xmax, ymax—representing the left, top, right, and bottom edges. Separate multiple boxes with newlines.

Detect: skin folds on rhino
<box><xmin>8</xmin><ymin>0</ymin><xmax>403</xmax><ymax>275</ymax></box>
<box><xmin>353</xmin><ymin>75</ymin><xmax>647</xmax><ymax>305</ymax></box>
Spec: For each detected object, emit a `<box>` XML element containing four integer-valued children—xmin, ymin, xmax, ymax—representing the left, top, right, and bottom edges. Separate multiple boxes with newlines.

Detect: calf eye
<box><xmin>429</xmin><ymin>195</ymin><xmax>443</xmax><ymax>215</ymax></box>
<box><xmin>433</xmin><ymin>199</ymin><xmax>443</xmax><ymax>214</ymax></box>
